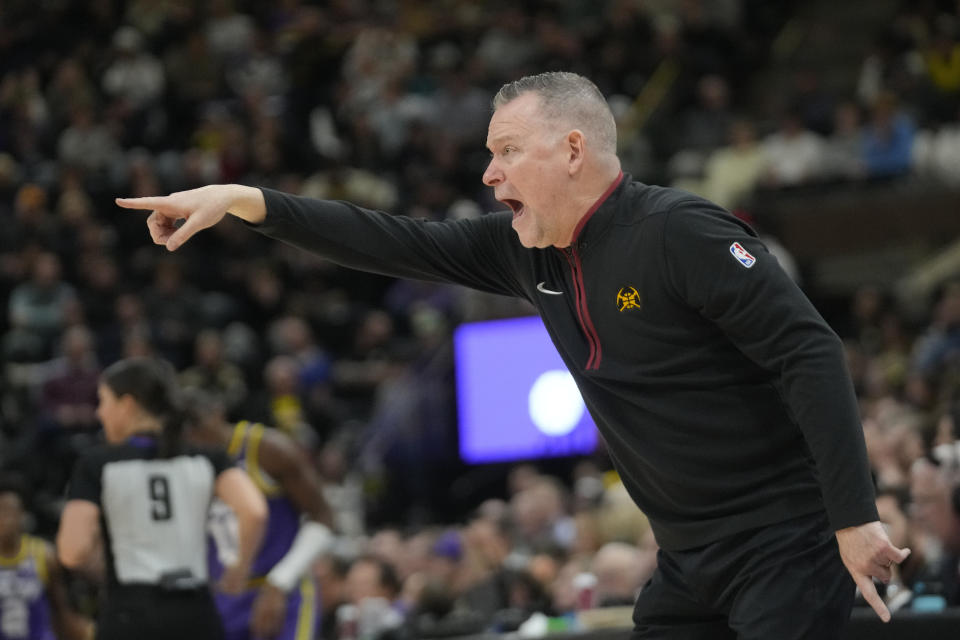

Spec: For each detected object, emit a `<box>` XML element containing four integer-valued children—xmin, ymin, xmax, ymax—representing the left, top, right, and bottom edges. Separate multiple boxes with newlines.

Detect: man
<box><xmin>182</xmin><ymin>391</ymin><xmax>335</xmax><ymax>640</ymax></box>
<box><xmin>118</xmin><ymin>71</ymin><xmax>907</xmax><ymax>639</ymax></box>
<box><xmin>909</xmin><ymin>444</ymin><xmax>960</xmax><ymax>606</ymax></box>
<box><xmin>0</xmin><ymin>478</ymin><xmax>90</xmax><ymax>640</ymax></box>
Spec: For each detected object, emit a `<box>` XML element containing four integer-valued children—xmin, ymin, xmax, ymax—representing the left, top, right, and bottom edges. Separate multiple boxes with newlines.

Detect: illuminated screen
<box><xmin>454</xmin><ymin>316</ymin><xmax>598</xmax><ymax>463</ymax></box>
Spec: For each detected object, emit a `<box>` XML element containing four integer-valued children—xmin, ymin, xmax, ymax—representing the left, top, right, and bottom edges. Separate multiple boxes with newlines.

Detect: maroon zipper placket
<box><xmin>559</xmin><ymin>170</ymin><xmax>623</xmax><ymax>371</ymax></box>
<box><xmin>562</xmin><ymin>245</ymin><xmax>602</xmax><ymax>370</ymax></box>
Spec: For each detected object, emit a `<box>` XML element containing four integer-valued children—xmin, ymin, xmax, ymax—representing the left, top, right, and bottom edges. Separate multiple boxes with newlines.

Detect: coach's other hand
<box><xmin>116</xmin><ymin>184</ymin><xmax>266</xmax><ymax>251</ymax></box>
<box><xmin>835</xmin><ymin>520</ymin><xmax>911</xmax><ymax>623</ymax></box>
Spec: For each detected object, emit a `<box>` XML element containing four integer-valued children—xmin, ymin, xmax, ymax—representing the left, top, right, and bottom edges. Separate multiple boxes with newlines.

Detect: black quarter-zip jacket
<box><xmin>253</xmin><ymin>175</ymin><xmax>879</xmax><ymax>551</ymax></box>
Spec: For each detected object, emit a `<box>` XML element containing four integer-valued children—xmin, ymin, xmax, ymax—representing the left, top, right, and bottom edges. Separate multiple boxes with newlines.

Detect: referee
<box><xmin>56</xmin><ymin>357</ymin><xmax>267</xmax><ymax>640</ymax></box>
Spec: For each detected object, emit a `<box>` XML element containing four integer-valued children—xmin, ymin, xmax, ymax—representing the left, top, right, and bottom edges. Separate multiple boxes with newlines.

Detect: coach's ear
<box><xmin>567</xmin><ymin>129</ymin><xmax>586</xmax><ymax>176</ymax></box>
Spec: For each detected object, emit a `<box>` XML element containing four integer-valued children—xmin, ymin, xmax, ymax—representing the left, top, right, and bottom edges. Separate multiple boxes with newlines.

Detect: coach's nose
<box><xmin>482</xmin><ymin>159</ymin><xmax>504</xmax><ymax>187</ymax></box>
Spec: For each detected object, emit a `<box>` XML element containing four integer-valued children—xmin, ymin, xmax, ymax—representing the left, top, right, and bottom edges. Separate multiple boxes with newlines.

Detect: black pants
<box><xmin>97</xmin><ymin>585</ymin><xmax>225</xmax><ymax>640</ymax></box>
<box><xmin>632</xmin><ymin>511</ymin><xmax>856</xmax><ymax>640</ymax></box>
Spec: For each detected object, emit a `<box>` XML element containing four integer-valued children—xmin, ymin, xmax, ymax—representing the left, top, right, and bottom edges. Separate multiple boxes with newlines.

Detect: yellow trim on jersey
<box><xmin>246</xmin><ymin>423</ymin><xmax>282</xmax><ymax>497</ymax></box>
<box><xmin>30</xmin><ymin>536</ymin><xmax>48</xmax><ymax>586</ymax></box>
<box><xmin>245</xmin><ymin>576</ymin><xmax>268</xmax><ymax>588</ymax></box>
<box><xmin>0</xmin><ymin>535</ymin><xmax>27</xmax><ymax>566</ymax></box>
<box><xmin>227</xmin><ymin>420</ymin><xmax>248</xmax><ymax>457</ymax></box>
<box><xmin>295</xmin><ymin>576</ymin><xmax>317</xmax><ymax>640</ymax></box>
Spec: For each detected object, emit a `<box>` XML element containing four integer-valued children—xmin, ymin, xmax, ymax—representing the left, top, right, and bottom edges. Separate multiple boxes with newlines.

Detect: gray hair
<box><xmin>493</xmin><ymin>71</ymin><xmax>617</xmax><ymax>154</ymax></box>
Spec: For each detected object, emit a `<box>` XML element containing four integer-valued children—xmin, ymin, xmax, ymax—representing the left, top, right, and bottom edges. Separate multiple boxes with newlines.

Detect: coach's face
<box><xmin>483</xmin><ymin>93</ymin><xmax>576</xmax><ymax>249</ymax></box>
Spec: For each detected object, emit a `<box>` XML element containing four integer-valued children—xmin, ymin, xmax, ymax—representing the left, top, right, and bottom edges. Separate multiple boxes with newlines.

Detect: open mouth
<box><xmin>503</xmin><ymin>198</ymin><xmax>525</xmax><ymax>219</ymax></box>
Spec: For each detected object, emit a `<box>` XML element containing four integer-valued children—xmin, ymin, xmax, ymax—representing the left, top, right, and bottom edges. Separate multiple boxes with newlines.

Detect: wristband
<box><xmin>266</xmin><ymin>522</ymin><xmax>334</xmax><ymax>592</ymax></box>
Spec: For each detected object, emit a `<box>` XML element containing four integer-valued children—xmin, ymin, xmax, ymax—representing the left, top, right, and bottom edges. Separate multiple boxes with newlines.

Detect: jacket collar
<box><xmin>568</xmin><ymin>171</ymin><xmax>626</xmax><ymax>247</ymax></box>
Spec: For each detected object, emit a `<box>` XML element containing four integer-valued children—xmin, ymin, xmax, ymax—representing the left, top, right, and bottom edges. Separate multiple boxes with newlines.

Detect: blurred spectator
<box><xmin>909</xmin><ymin>280</ymin><xmax>960</xmax><ymax>397</ymax></box>
<box><xmin>179</xmin><ymin>328</ymin><xmax>248</xmax><ymax>416</ymax></box>
<box><xmin>45</xmin><ymin>59</ymin><xmax>98</xmax><ymax>129</ymax></box>
<box><xmin>677</xmin><ymin>74</ymin><xmax>735</xmax><ymax>154</ymax></box>
<box><xmin>790</xmin><ymin>68</ymin><xmax>836</xmax><ymax>136</ymax></box>
<box><xmin>474</xmin><ymin>7</ymin><xmax>537</xmax><ymax>81</ymax></box>
<box><xmin>206</xmin><ymin>0</ymin><xmax>256</xmax><ymax>62</ymax></box>
<box><xmin>596</xmin><ymin>479</ymin><xmax>653</xmax><ymax>548</ymax></box>
<box><xmin>760</xmin><ymin>108</ymin><xmax>825</xmax><ymax>187</ymax></box>
<box><xmin>268</xmin><ymin>315</ymin><xmax>331</xmax><ymax>388</ymax></box>
<box><xmin>102</xmin><ymin>26</ymin><xmax>166</xmax><ymax>111</ymax></box>
<box><xmin>341</xmin><ymin>554</ymin><xmax>406</xmax><ymax>638</ymax></box>
<box><xmin>5</xmin><ymin>252</ymin><xmax>77</xmax><ymax>362</ymax></box>
<box><xmin>674</xmin><ymin>119</ymin><xmax>764</xmax><ymax>210</ymax></box>
<box><xmin>141</xmin><ymin>256</ymin><xmax>202</xmax><ymax>366</ymax></box>
<box><xmin>225</xmin><ymin>28</ymin><xmax>288</xmax><ymax>100</ymax></box>
<box><xmin>79</xmin><ymin>254</ymin><xmax>120</xmax><ymax>330</ymax></box>
<box><xmin>590</xmin><ymin>541</ymin><xmax>649</xmax><ymax>607</ymax></box>
<box><xmin>340</xmin><ymin>25</ymin><xmax>418</xmax><ymax>118</ymax></box>
<box><xmin>56</xmin><ymin>105</ymin><xmax>121</xmax><ymax>183</ymax></box>
<box><xmin>245</xmin><ymin>354</ymin><xmax>316</xmax><ymax>449</ymax></box>
<box><xmin>509</xmin><ymin>477</ymin><xmax>575</xmax><ymax>554</ymax></box>
<box><xmin>12</xmin><ymin>326</ymin><xmax>102</xmax><ymax>497</ymax></box>
<box><xmin>822</xmin><ymin>101</ymin><xmax>867</xmax><ymax>181</ymax></box>
<box><xmin>919</xmin><ymin>15</ymin><xmax>960</xmax><ymax>123</ymax></box>
<box><xmin>861</xmin><ymin>92</ymin><xmax>916</xmax><ymax>179</ymax></box>
<box><xmin>912</xmin><ymin>104</ymin><xmax>960</xmax><ymax>186</ymax></box>
<box><xmin>317</xmin><ymin>438</ymin><xmax>366</xmax><ymax>538</ymax></box>
<box><xmin>428</xmin><ymin>67</ymin><xmax>491</xmax><ymax>147</ymax></box>
<box><xmin>908</xmin><ymin>447</ymin><xmax>960</xmax><ymax>606</ymax></box>
<box><xmin>38</xmin><ymin>326</ymin><xmax>100</xmax><ymax>434</ymax></box>
<box><xmin>8</xmin><ymin>183</ymin><xmax>59</xmax><ymax>254</ymax></box>
<box><xmin>313</xmin><ymin>554</ymin><xmax>351</xmax><ymax>640</ymax></box>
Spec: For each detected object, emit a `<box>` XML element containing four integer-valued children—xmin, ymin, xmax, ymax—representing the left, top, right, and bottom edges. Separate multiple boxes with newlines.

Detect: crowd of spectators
<box><xmin>1</xmin><ymin>0</ymin><xmax>960</xmax><ymax>637</ymax></box>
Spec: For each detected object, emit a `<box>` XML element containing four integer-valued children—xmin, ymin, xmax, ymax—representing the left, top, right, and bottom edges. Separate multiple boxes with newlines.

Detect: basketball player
<box><xmin>0</xmin><ymin>478</ymin><xmax>90</xmax><ymax>640</ymax></box>
<box><xmin>183</xmin><ymin>390</ymin><xmax>335</xmax><ymax>640</ymax></box>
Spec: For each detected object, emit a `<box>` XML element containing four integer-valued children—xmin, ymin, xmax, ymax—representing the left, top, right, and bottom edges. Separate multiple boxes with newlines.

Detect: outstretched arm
<box><xmin>116</xmin><ymin>184</ymin><xmax>266</xmax><ymax>251</ymax></box>
<box><xmin>118</xmin><ymin>185</ymin><xmax>528</xmax><ymax>298</ymax></box>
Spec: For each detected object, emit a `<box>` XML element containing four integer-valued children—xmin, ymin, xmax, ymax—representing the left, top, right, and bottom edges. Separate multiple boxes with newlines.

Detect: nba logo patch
<box><xmin>729</xmin><ymin>242</ymin><xmax>756</xmax><ymax>268</ymax></box>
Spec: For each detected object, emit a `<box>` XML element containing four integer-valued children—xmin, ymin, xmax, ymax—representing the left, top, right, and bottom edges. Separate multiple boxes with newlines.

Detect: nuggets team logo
<box><xmin>616</xmin><ymin>286</ymin><xmax>641</xmax><ymax>312</ymax></box>
<box><xmin>729</xmin><ymin>242</ymin><xmax>756</xmax><ymax>268</ymax></box>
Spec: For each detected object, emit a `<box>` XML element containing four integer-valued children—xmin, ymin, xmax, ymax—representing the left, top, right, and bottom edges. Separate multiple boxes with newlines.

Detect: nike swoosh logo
<box><xmin>537</xmin><ymin>282</ymin><xmax>563</xmax><ymax>295</ymax></box>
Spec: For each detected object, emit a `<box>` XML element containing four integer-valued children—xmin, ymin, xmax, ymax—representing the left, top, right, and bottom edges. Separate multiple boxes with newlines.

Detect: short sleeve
<box><xmin>205</xmin><ymin>448</ymin><xmax>233</xmax><ymax>477</ymax></box>
<box><xmin>66</xmin><ymin>452</ymin><xmax>104</xmax><ymax>505</ymax></box>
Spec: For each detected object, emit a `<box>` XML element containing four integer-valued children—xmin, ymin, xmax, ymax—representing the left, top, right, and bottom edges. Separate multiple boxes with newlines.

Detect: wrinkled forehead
<box><xmin>486</xmin><ymin>93</ymin><xmax>546</xmax><ymax>146</ymax></box>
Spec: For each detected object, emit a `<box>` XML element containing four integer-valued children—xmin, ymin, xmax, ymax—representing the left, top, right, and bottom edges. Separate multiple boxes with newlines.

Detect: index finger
<box><xmin>856</xmin><ymin>574</ymin><xmax>891</xmax><ymax>623</ymax></box>
<box><xmin>115</xmin><ymin>196</ymin><xmax>171</xmax><ymax>212</ymax></box>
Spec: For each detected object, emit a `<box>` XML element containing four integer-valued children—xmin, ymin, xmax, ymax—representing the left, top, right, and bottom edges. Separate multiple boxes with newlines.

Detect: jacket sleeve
<box><xmin>248</xmin><ymin>188</ymin><xmax>528</xmax><ymax>299</ymax></box>
<box><xmin>661</xmin><ymin>202</ymin><xmax>878</xmax><ymax>531</ymax></box>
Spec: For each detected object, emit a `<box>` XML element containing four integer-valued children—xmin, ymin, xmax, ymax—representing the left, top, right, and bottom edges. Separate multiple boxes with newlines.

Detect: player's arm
<box><xmin>248</xmin><ymin>430</ymin><xmax>336</xmax><ymax>637</ymax></box>
<box><xmin>214</xmin><ymin>467</ymin><xmax>268</xmax><ymax>593</ymax></box>
<box><xmin>258</xmin><ymin>429</ymin><xmax>336</xmax><ymax>592</ymax></box>
<box><xmin>43</xmin><ymin>544</ymin><xmax>94</xmax><ymax>640</ymax></box>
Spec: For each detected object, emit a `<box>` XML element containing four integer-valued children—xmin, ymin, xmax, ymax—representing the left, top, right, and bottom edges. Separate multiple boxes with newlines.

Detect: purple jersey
<box><xmin>0</xmin><ymin>537</ymin><xmax>54</xmax><ymax>640</ymax></box>
<box><xmin>207</xmin><ymin>422</ymin><xmax>318</xmax><ymax>640</ymax></box>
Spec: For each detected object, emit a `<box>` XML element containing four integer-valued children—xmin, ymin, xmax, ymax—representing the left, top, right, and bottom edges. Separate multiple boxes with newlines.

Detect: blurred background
<box><xmin>1</xmin><ymin>0</ymin><xmax>960</xmax><ymax>637</ymax></box>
